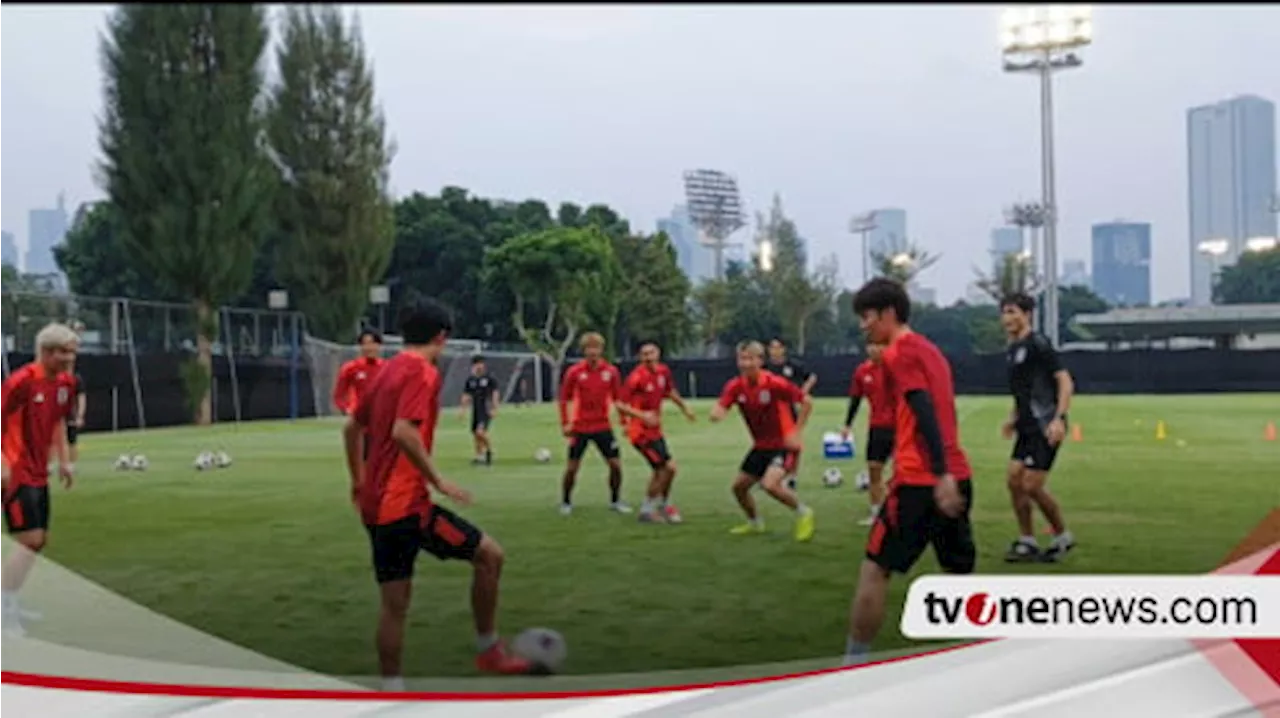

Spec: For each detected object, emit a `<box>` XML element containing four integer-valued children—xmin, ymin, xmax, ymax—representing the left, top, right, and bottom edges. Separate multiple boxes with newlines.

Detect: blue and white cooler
<box><xmin>822</xmin><ymin>431</ymin><xmax>856</xmax><ymax>461</ymax></box>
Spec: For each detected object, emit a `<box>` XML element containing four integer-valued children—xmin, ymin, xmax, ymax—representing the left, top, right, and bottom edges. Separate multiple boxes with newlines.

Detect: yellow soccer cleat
<box><xmin>794</xmin><ymin>510</ymin><xmax>816</xmax><ymax>542</ymax></box>
<box><xmin>729</xmin><ymin>522</ymin><xmax>766</xmax><ymax>536</ymax></box>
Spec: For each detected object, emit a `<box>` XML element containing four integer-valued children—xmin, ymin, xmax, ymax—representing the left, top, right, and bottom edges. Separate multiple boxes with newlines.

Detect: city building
<box><xmin>867</xmin><ymin>208</ymin><xmax>908</xmax><ymax>259</ymax></box>
<box><xmin>1061</xmin><ymin>258</ymin><xmax>1090</xmax><ymax>288</ymax></box>
<box><xmin>657</xmin><ymin>204</ymin><xmax>712</xmax><ymax>283</ymax></box>
<box><xmin>27</xmin><ymin>193</ymin><xmax>70</xmax><ymax>275</ymax></box>
<box><xmin>1092</xmin><ymin>221</ymin><xmax>1152</xmax><ymax>307</ymax></box>
<box><xmin>910</xmin><ymin>283</ymin><xmax>937</xmax><ymax>306</ymax></box>
<box><xmin>1</xmin><ymin>231</ymin><xmax>18</xmax><ymax>269</ymax></box>
<box><xmin>1187</xmin><ymin>94</ymin><xmax>1277</xmax><ymax>305</ymax></box>
<box><xmin>989</xmin><ymin>227</ymin><xmax>1025</xmax><ymax>275</ymax></box>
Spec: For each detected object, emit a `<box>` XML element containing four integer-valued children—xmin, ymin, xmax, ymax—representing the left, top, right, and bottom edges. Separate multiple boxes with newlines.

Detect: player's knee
<box><xmin>1005</xmin><ymin>471</ymin><xmax>1024</xmax><ymax>492</ymax></box>
<box><xmin>473</xmin><ymin>535</ymin><xmax>505</xmax><ymax>572</ymax></box>
<box><xmin>16</xmin><ymin>531</ymin><xmax>46</xmax><ymax>553</ymax></box>
<box><xmin>1022</xmin><ymin>472</ymin><xmax>1047</xmax><ymax>493</ymax></box>
<box><xmin>665</xmin><ymin>460</ymin><xmax>678</xmax><ymax>476</ymax></box>
<box><xmin>379</xmin><ymin>584</ymin><xmax>412</xmax><ymax>617</ymax></box>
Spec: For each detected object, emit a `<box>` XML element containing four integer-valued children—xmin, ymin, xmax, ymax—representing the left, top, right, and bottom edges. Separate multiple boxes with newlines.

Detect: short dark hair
<box><xmin>356</xmin><ymin>328</ymin><xmax>383</xmax><ymax>345</ymax></box>
<box><xmin>768</xmin><ymin>337</ymin><xmax>786</xmax><ymax>347</ymax></box>
<box><xmin>852</xmin><ymin>278</ymin><xmax>911</xmax><ymax>324</ymax></box>
<box><xmin>471</xmin><ymin>355</ymin><xmax>486</xmax><ymax>365</ymax></box>
<box><xmin>636</xmin><ymin>339</ymin><xmax>660</xmax><ymax>351</ymax></box>
<box><xmin>398</xmin><ymin>297</ymin><xmax>453</xmax><ymax>345</ymax></box>
<box><xmin>1000</xmin><ymin>292</ymin><xmax>1036</xmax><ymax>314</ymax></box>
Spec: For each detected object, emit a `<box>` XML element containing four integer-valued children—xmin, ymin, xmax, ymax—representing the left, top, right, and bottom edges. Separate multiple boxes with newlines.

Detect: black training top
<box><xmin>1006</xmin><ymin>332</ymin><xmax>1063</xmax><ymax>432</ymax></box>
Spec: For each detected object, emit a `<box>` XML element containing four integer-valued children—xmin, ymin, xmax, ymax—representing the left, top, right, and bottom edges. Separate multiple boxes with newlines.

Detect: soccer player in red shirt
<box><xmin>558</xmin><ymin>332</ymin><xmax>632</xmax><ymax>516</ymax></box>
<box><xmin>710</xmin><ymin>340</ymin><xmax>817</xmax><ymax>542</ymax></box>
<box><xmin>2</xmin><ymin>323</ymin><xmax>79</xmax><ymax>637</ymax></box>
<box><xmin>844</xmin><ymin>279</ymin><xmax>974</xmax><ymax>664</ymax></box>
<box><xmin>623</xmin><ymin>340</ymin><xmax>696</xmax><ymax>524</ymax></box>
<box><xmin>842</xmin><ymin>342</ymin><xmax>896</xmax><ymax>526</ymax></box>
<box><xmin>333</xmin><ymin>329</ymin><xmax>385</xmax><ymax>415</ymax></box>
<box><xmin>342</xmin><ymin>299</ymin><xmax>530</xmax><ymax>686</ymax></box>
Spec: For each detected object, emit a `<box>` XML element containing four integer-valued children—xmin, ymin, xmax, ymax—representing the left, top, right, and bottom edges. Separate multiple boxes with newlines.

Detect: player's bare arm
<box><xmin>342</xmin><ymin>416</ymin><xmax>366</xmax><ymax>501</ymax></box>
<box><xmin>667</xmin><ymin>388</ymin><xmax>696</xmax><ymax>422</ymax></box>
<box><xmin>615</xmin><ymin>401</ymin><xmax>658</xmax><ymax>427</ymax></box>
<box><xmin>904</xmin><ymin>388</ymin><xmax>964</xmax><ymax>516</ymax></box>
<box><xmin>458</xmin><ymin>392</ymin><xmax>472</xmax><ymax>418</ymax></box>
<box><xmin>390</xmin><ymin>418</ymin><xmax>472</xmax><ymax>506</ymax></box>
<box><xmin>786</xmin><ymin>394</ymin><xmax>814</xmax><ymax>451</ymax></box>
<box><xmin>490</xmin><ymin>389</ymin><xmax>500</xmax><ymax>416</ymax></box>
<box><xmin>1045</xmin><ymin>369</ymin><xmax>1075</xmax><ymax>446</ymax></box>
<box><xmin>75</xmin><ymin>392</ymin><xmax>87</xmax><ymax>428</ymax></box>
<box><xmin>802</xmin><ymin>372</ymin><xmax>818</xmax><ymax>395</ymax></box>
<box><xmin>55</xmin><ymin>419</ymin><xmax>73</xmax><ymax>489</ymax></box>
<box><xmin>709</xmin><ymin>404</ymin><xmax>728</xmax><ymax>423</ymax></box>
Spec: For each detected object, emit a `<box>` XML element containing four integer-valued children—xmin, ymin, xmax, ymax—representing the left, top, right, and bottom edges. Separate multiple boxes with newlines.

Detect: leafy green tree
<box><xmin>612</xmin><ymin>231</ymin><xmax>693</xmax><ymax>355</ymax></box>
<box><xmin>1215</xmin><ymin>247</ymin><xmax>1280</xmax><ymax>304</ymax></box>
<box><xmin>99</xmin><ymin>4</ymin><xmax>274</xmax><ymax>424</ymax></box>
<box><xmin>483</xmin><ymin>226</ymin><xmax>622</xmax><ymax>393</ymax></box>
<box><xmin>870</xmin><ymin>243</ymin><xmax>940</xmax><ymax>285</ymax></box>
<box><xmin>55</xmin><ymin>201</ymin><xmax>171</xmax><ymax>301</ymax></box>
<box><xmin>975</xmin><ymin>252</ymin><xmax>1039</xmax><ymax>303</ymax></box>
<box><xmin>1058</xmin><ymin>284</ymin><xmax>1109</xmax><ymax>342</ymax></box>
<box><xmin>754</xmin><ymin>195</ymin><xmax>837</xmax><ymax>353</ymax></box>
<box><xmin>690</xmin><ymin>278</ymin><xmax>734</xmax><ymax>357</ymax></box>
<box><xmin>266</xmin><ymin>5</ymin><xmax>395</xmax><ymax>341</ymax></box>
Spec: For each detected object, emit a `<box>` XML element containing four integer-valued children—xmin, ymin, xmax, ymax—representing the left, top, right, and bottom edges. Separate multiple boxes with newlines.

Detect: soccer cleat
<box><xmin>559</xmin><ymin>503</ymin><xmax>573</xmax><ymax>516</ymax></box>
<box><xmin>475</xmin><ymin>642</ymin><xmax>533</xmax><ymax>675</ymax></box>
<box><xmin>857</xmin><ymin>514</ymin><xmax>877</xmax><ymax>527</ymax></box>
<box><xmin>729</xmin><ymin>522</ymin><xmax>766</xmax><ymax>535</ymax></box>
<box><xmin>637</xmin><ymin>509</ymin><xmax>665</xmax><ymax>524</ymax></box>
<box><xmin>1004</xmin><ymin>539</ymin><xmax>1041</xmax><ymax>563</ymax></box>
<box><xmin>1040</xmin><ymin>535</ymin><xmax>1076</xmax><ymax>563</ymax></box>
<box><xmin>610</xmin><ymin>501</ymin><xmax>633</xmax><ymax>514</ymax></box>
<box><xmin>663</xmin><ymin>504</ymin><xmax>684</xmax><ymax>524</ymax></box>
<box><xmin>484</xmin><ymin>451</ymin><xmax>493</xmax><ymax>466</ymax></box>
<box><xmin>794</xmin><ymin>509</ymin><xmax>816</xmax><ymax>542</ymax></box>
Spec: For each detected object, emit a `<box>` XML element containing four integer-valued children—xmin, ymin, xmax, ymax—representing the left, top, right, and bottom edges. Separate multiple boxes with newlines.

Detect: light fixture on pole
<box><xmin>1001</xmin><ymin>4</ymin><xmax>1093</xmax><ymax>348</ymax></box>
<box><xmin>849</xmin><ymin>211</ymin><xmax>878</xmax><ymax>285</ymax></box>
<box><xmin>1197</xmin><ymin>239</ymin><xmax>1230</xmax><ymax>302</ymax></box>
<box><xmin>1245</xmin><ymin>236</ymin><xmax>1278</xmax><ymax>253</ymax></box>
<box><xmin>1004</xmin><ymin>202</ymin><xmax>1049</xmax><ymax>332</ymax></box>
<box><xmin>683</xmin><ymin>169</ymin><xmax>746</xmax><ymax>281</ymax></box>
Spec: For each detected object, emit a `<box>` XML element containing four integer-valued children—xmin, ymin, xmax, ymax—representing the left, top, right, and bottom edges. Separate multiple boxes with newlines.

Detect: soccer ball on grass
<box><xmin>511</xmin><ymin>627</ymin><xmax>567</xmax><ymax>675</ymax></box>
<box><xmin>534</xmin><ymin>448</ymin><xmax>552</xmax><ymax>463</ymax></box>
<box><xmin>821</xmin><ymin>467</ymin><xmax>844</xmax><ymax>488</ymax></box>
<box><xmin>194</xmin><ymin>452</ymin><xmax>216</xmax><ymax>471</ymax></box>
<box><xmin>114</xmin><ymin>455</ymin><xmax>133</xmax><ymax>471</ymax></box>
<box><xmin>130</xmin><ymin>454</ymin><xmax>149</xmax><ymax>471</ymax></box>
<box><xmin>214</xmin><ymin>451</ymin><xmax>233</xmax><ymax>468</ymax></box>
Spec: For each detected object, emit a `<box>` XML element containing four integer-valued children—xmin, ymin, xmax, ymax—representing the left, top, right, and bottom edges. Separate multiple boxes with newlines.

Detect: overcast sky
<box><xmin>3</xmin><ymin>4</ymin><xmax>1278</xmax><ymax>302</ymax></box>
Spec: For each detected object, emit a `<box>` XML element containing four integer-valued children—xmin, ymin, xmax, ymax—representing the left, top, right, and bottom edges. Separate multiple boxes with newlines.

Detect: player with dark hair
<box><xmin>342</xmin><ymin>299</ymin><xmax>530</xmax><ymax>686</ymax></box>
<box><xmin>999</xmin><ymin>292</ymin><xmax>1076</xmax><ymax>563</ymax></box>
<box><xmin>623</xmin><ymin>339</ymin><xmax>696</xmax><ymax>524</ymax></box>
<box><xmin>333</xmin><ymin>329</ymin><xmax>385</xmax><ymax>415</ymax></box>
<box><xmin>844</xmin><ymin>278</ymin><xmax>974</xmax><ymax>664</ymax></box>
<box><xmin>459</xmin><ymin>356</ymin><xmax>499</xmax><ymax>466</ymax></box>
<box><xmin>842</xmin><ymin>341</ymin><xmax>895</xmax><ymax>526</ymax></box>
<box><xmin>711</xmin><ymin>340</ymin><xmax>816</xmax><ymax>542</ymax></box>
<box><xmin>766</xmin><ymin>337</ymin><xmax>816</xmax><ymax>490</ymax></box>
<box><xmin>3</xmin><ymin>323</ymin><xmax>78</xmax><ymax>636</ymax></box>
<box><xmin>558</xmin><ymin>332</ymin><xmax>632</xmax><ymax>516</ymax></box>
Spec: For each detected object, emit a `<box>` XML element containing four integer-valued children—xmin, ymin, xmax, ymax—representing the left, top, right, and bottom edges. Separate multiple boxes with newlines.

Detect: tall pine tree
<box><xmin>99</xmin><ymin>5</ymin><xmax>274</xmax><ymax>424</ymax></box>
<box><xmin>266</xmin><ymin>5</ymin><xmax>395</xmax><ymax>341</ymax></box>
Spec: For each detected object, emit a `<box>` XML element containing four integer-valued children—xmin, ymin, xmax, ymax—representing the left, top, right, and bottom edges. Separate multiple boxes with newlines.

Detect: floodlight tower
<box><xmin>849</xmin><ymin>211</ymin><xmax>878</xmax><ymax>284</ymax></box>
<box><xmin>1000</xmin><ymin>4</ymin><xmax>1093</xmax><ymax>348</ymax></box>
<box><xmin>683</xmin><ymin>169</ymin><xmax>746</xmax><ymax>281</ymax></box>
<box><xmin>1005</xmin><ymin>201</ymin><xmax>1049</xmax><ymax>332</ymax></box>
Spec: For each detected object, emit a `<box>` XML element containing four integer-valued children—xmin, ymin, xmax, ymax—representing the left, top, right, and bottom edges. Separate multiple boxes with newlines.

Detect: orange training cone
<box><xmin>1071</xmin><ymin>424</ymin><xmax>1083</xmax><ymax>442</ymax></box>
<box><xmin>1266</xmin><ymin>422</ymin><xmax>1277</xmax><ymax>442</ymax></box>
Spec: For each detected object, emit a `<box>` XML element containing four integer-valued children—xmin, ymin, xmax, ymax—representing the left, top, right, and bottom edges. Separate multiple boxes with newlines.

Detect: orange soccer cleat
<box><xmin>475</xmin><ymin>642</ymin><xmax>533</xmax><ymax>675</ymax></box>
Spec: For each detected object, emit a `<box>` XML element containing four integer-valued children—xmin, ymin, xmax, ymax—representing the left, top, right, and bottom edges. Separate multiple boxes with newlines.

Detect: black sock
<box><xmin>609</xmin><ymin>466</ymin><xmax>622</xmax><ymax>503</ymax></box>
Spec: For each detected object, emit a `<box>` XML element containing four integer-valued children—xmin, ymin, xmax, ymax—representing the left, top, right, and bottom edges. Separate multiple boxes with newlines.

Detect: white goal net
<box><xmin>303</xmin><ymin>334</ymin><xmax>543</xmax><ymax>416</ymax></box>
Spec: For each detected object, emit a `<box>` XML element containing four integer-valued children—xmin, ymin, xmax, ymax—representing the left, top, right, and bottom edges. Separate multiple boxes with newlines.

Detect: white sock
<box><xmin>749</xmin><ymin>516</ymin><xmax>763</xmax><ymax>527</ymax></box>
<box><xmin>1055</xmin><ymin>530</ymin><xmax>1074</xmax><ymax>545</ymax></box>
<box><xmin>1020</xmin><ymin>535</ymin><xmax>1037</xmax><ymax>545</ymax></box>
<box><xmin>476</xmin><ymin>632</ymin><xmax>499</xmax><ymax>653</ymax></box>
<box><xmin>796</xmin><ymin>503</ymin><xmax>811</xmax><ymax>515</ymax></box>
<box><xmin>868</xmin><ymin>503</ymin><xmax>881</xmax><ymax>514</ymax></box>
<box><xmin>381</xmin><ymin>676</ymin><xmax>405</xmax><ymax>692</ymax></box>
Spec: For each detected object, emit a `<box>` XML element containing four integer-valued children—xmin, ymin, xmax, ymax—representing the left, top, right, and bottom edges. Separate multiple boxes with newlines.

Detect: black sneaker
<box><xmin>484</xmin><ymin>450</ymin><xmax>493</xmax><ymax>466</ymax></box>
<box><xmin>1040</xmin><ymin>536</ymin><xmax>1076</xmax><ymax>563</ymax></box>
<box><xmin>1004</xmin><ymin>539</ymin><xmax>1041</xmax><ymax>563</ymax></box>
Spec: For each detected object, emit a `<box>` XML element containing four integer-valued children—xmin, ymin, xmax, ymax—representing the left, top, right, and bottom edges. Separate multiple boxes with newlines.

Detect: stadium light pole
<box><xmin>849</xmin><ymin>211</ymin><xmax>878</xmax><ymax>285</ymax></box>
<box><xmin>1001</xmin><ymin>5</ymin><xmax>1093</xmax><ymax>348</ymax></box>
<box><xmin>1197</xmin><ymin>239</ymin><xmax>1229</xmax><ymax>303</ymax></box>
<box><xmin>1245</xmin><ymin>236</ymin><xmax>1278</xmax><ymax>253</ymax></box>
<box><xmin>683</xmin><ymin>169</ymin><xmax>746</xmax><ymax>281</ymax></box>
<box><xmin>1005</xmin><ymin>201</ymin><xmax>1049</xmax><ymax>332</ymax></box>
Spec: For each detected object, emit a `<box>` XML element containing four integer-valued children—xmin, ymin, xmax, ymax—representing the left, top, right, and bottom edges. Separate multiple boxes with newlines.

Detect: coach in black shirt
<box><xmin>1000</xmin><ymin>293</ymin><xmax>1076</xmax><ymax>565</ymax></box>
<box><xmin>767</xmin><ymin>337</ymin><xmax>816</xmax><ymax>490</ymax></box>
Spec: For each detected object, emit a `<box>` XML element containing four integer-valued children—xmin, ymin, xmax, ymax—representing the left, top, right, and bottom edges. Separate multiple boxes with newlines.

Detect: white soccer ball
<box><xmin>534</xmin><ymin>448</ymin><xmax>552</xmax><ymax>463</ymax></box>
<box><xmin>822</xmin><ymin>467</ymin><xmax>844</xmax><ymax>488</ymax></box>
<box><xmin>194</xmin><ymin>452</ymin><xmax>215</xmax><ymax>471</ymax></box>
<box><xmin>114</xmin><ymin>455</ymin><xmax>133</xmax><ymax>471</ymax></box>
<box><xmin>214</xmin><ymin>451</ymin><xmax>232</xmax><ymax>468</ymax></box>
<box><xmin>854</xmin><ymin>470</ymin><xmax>872</xmax><ymax>492</ymax></box>
<box><xmin>511</xmin><ymin>627</ymin><xmax>567</xmax><ymax>674</ymax></box>
<box><xmin>131</xmin><ymin>454</ymin><xmax>149</xmax><ymax>471</ymax></box>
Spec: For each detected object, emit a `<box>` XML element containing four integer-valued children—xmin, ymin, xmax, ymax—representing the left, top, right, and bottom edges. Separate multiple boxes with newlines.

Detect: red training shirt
<box><xmin>881</xmin><ymin>332</ymin><xmax>972</xmax><ymax>486</ymax></box>
<box><xmin>717</xmin><ymin>371</ymin><xmax>806</xmax><ymax>450</ymax></box>
<box><xmin>559</xmin><ymin>359</ymin><xmax>623</xmax><ymax>434</ymax></box>
<box><xmin>623</xmin><ymin>362</ymin><xmax>674</xmax><ymax>444</ymax></box>
<box><xmin>333</xmin><ymin>356</ymin><xmax>385</xmax><ymax>414</ymax></box>
<box><xmin>2</xmin><ymin>363</ymin><xmax>73</xmax><ymax>488</ymax></box>
<box><xmin>850</xmin><ymin>360</ymin><xmax>897</xmax><ymax>429</ymax></box>
<box><xmin>354</xmin><ymin>353</ymin><xmax>440</xmax><ymax>526</ymax></box>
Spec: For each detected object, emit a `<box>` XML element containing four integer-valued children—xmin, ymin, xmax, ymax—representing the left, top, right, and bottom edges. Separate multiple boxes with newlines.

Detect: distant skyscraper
<box><xmin>909</xmin><ymin>283</ymin><xmax>937</xmax><ymax>306</ymax></box>
<box><xmin>867</xmin><ymin>208</ymin><xmax>907</xmax><ymax>259</ymax></box>
<box><xmin>1187</xmin><ymin>94</ymin><xmax>1277</xmax><ymax>305</ymax></box>
<box><xmin>1092</xmin><ymin>221</ymin><xmax>1152</xmax><ymax>307</ymax></box>
<box><xmin>1</xmin><ymin>231</ymin><xmax>18</xmax><ymax>269</ymax></box>
<box><xmin>27</xmin><ymin>193</ymin><xmax>69</xmax><ymax>275</ymax></box>
<box><xmin>657</xmin><ymin>204</ymin><xmax>711</xmax><ymax>282</ymax></box>
<box><xmin>989</xmin><ymin>227</ymin><xmax>1025</xmax><ymax>275</ymax></box>
<box><xmin>1061</xmin><ymin>258</ymin><xmax>1089</xmax><ymax>288</ymax></box>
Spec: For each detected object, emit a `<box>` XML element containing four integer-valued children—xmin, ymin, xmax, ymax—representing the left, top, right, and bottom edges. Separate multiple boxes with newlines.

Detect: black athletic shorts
<box><xmin>568</xmin><ymin>431</ymin><xmax>620</xmax><ymax>461</ymax></box>
<box><xmin>866</xmin><ymin>480</ymin><xmax>975</xmax><ymax>575</ymax></box>
<box><xmin>632</xmin><ymin>438</ymin><xmax>672</xmax><ymax>469</ymax></box>
<box><xmin>866</xmin><ymin>426</ymin><xmax>895</xmax><ymax>464</ymax></box>
<box><xmin>740</xmin><ymin>448</ymin><xmax>799</xmax><ymax>480</ymax></box>
<box><xmin>366</xmin><ymin>505</ymin><xmax>484</xmax><ymax>584</ymax></box>
<box><xmin>471</xmin><ymin>410</ymin><xmax>491</xmax><ymax>434</ymax></box>
<box><xmin>4</xmin><ymin>484</ymin><xmax>51</xmax><ymax>534</ymax></box>
<box><xmin>1012</xmin><ymin>427</ymin><xmax>1062</xmax><ymax>472</ymax></box>
<box><xmin>66</xmin><ymin>424</ymin><xmax>79</xmax><ymax>446</ymax></box>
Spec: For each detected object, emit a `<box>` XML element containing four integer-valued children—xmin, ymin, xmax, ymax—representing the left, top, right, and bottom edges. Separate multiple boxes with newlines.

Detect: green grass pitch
<box><xmin>27</xmin><ymin>395</ymin><xmax>1280</xmax><ymax>679</ymax></box>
